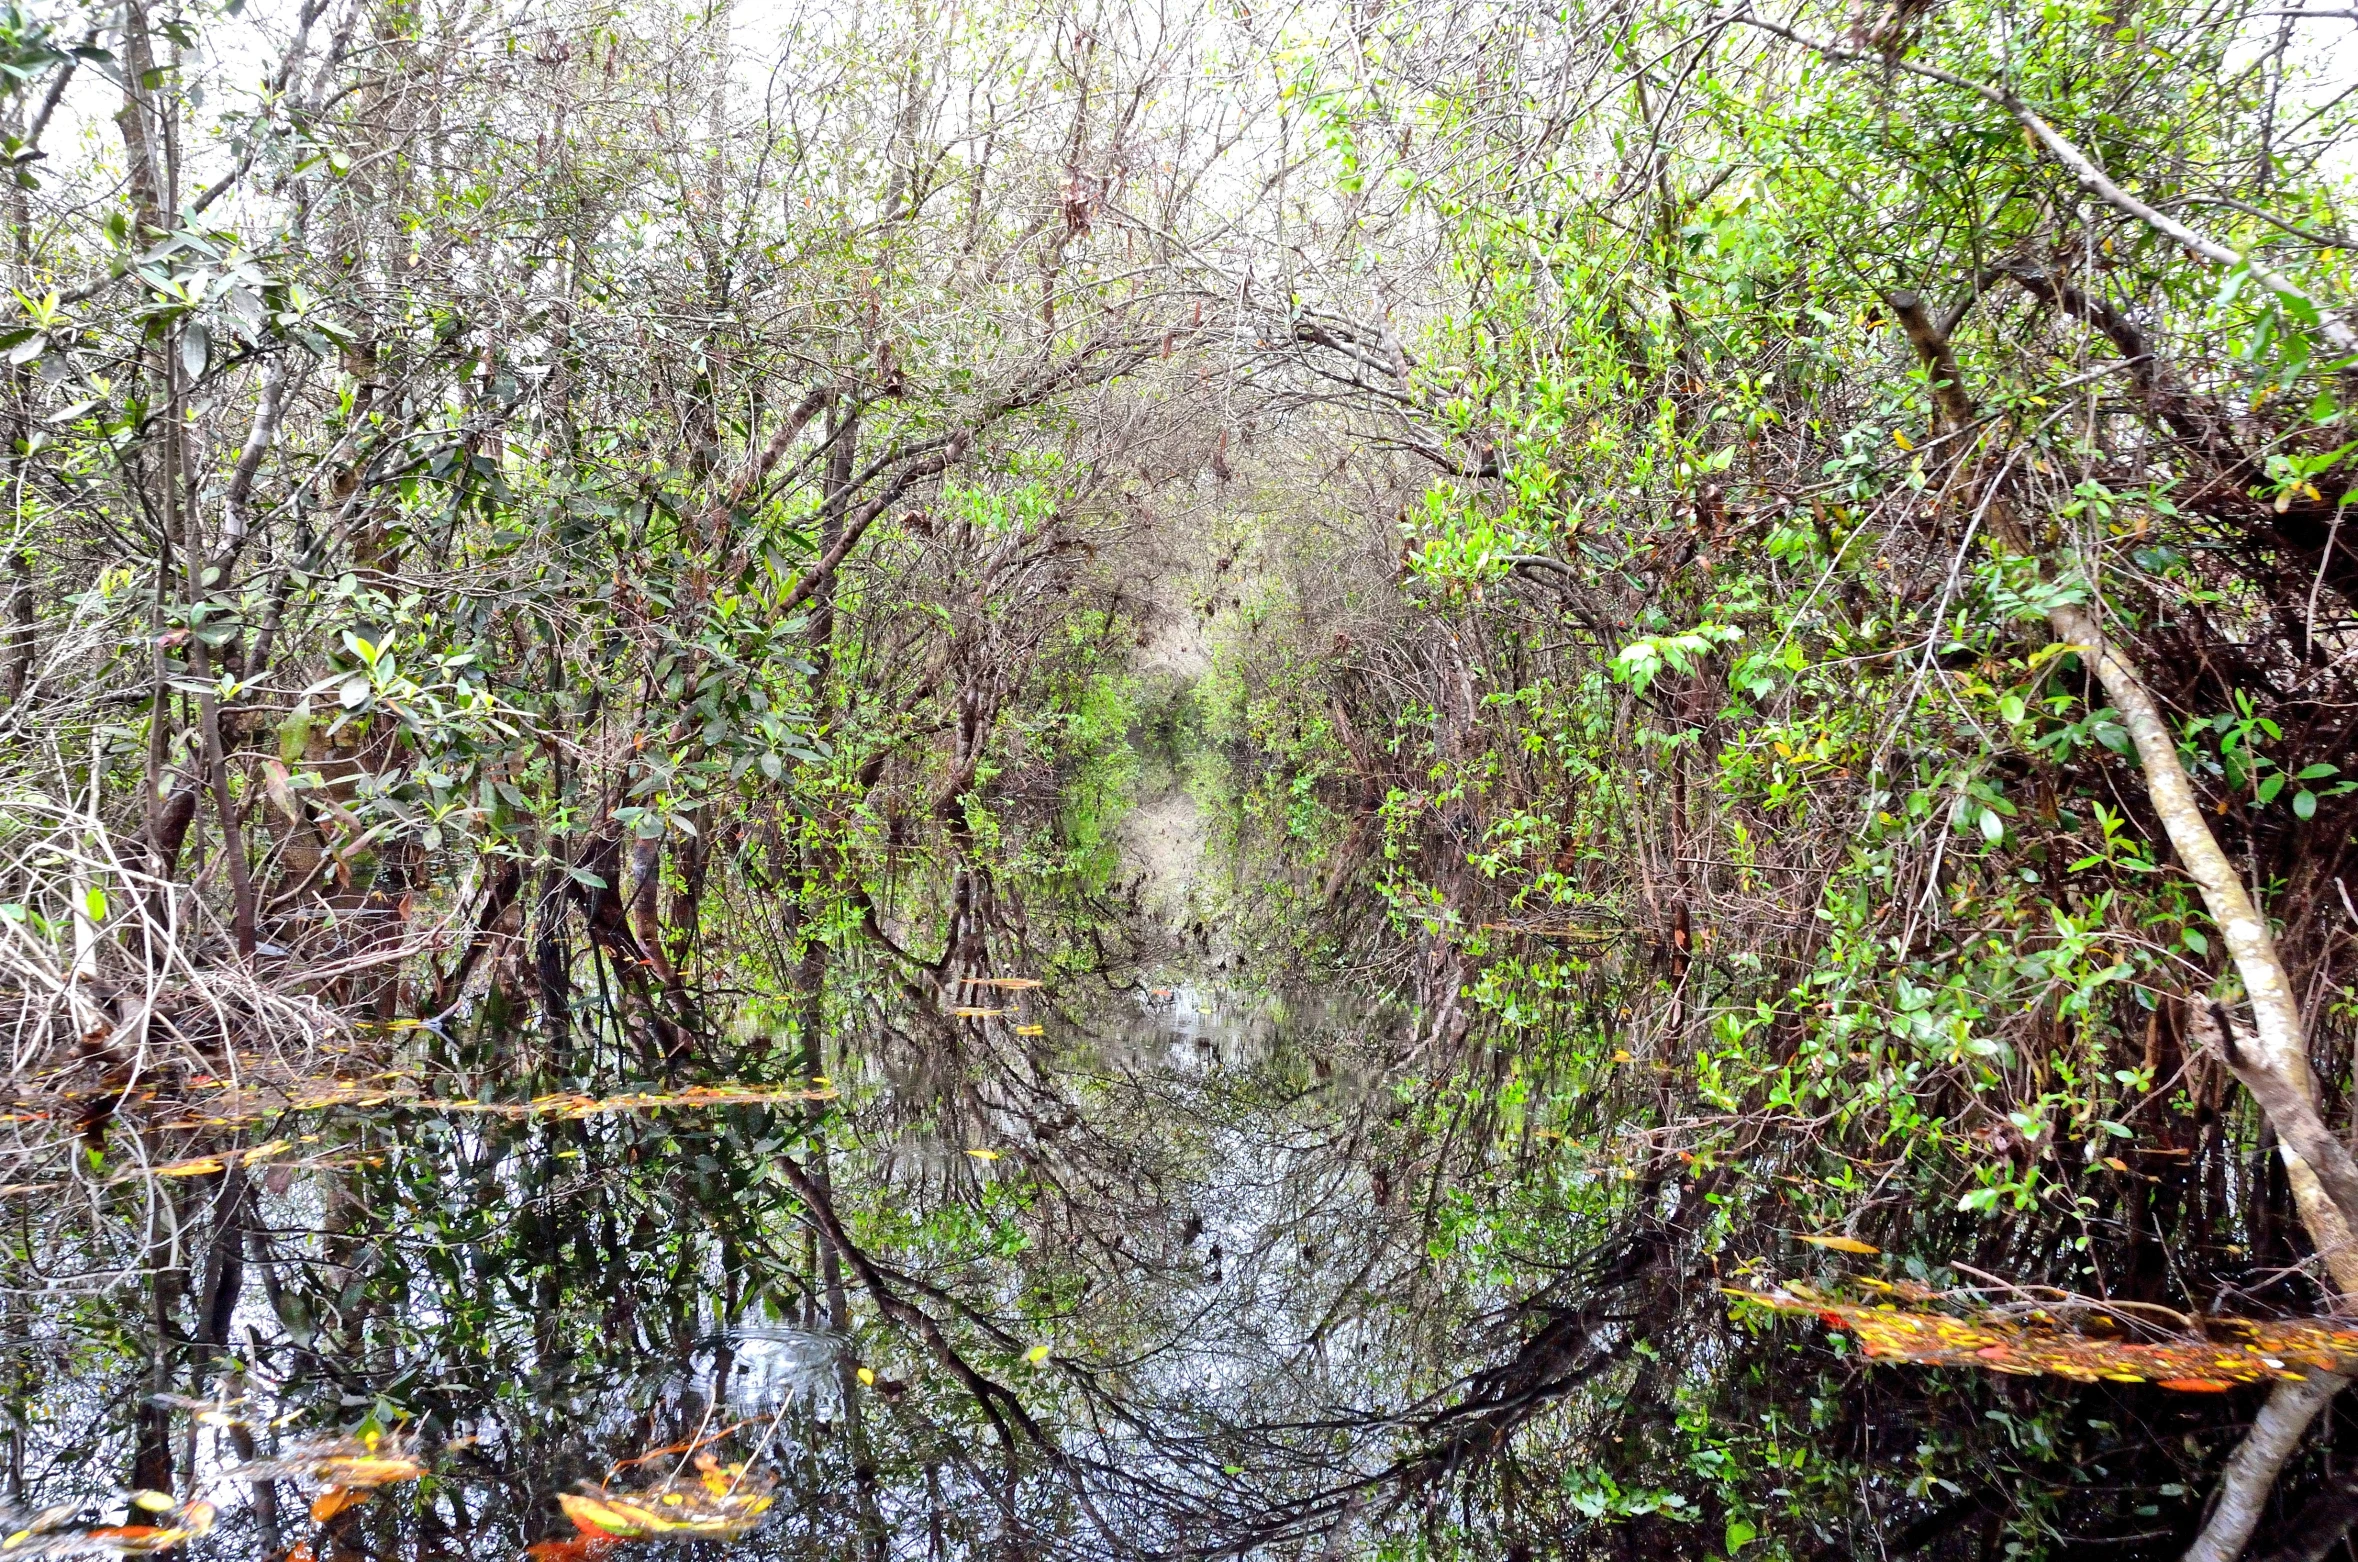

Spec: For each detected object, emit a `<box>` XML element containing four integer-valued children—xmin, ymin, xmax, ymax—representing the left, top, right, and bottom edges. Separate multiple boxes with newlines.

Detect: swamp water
<box><xmin>0</xmin><ymin>745</ymin><xmax>1703</xmax><ymax>1562</ymax></box>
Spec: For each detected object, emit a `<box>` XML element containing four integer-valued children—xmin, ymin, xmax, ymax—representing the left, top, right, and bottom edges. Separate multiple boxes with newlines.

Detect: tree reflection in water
<box><xmin>0</xmin><ymin>854</ymin><xmax>1751</xmax><ymax>1562</ymax></box>
<box><xmin>0</xmin><ymin>828</ymin><xmax>2319</xmax><ymax>1562</ymax></box>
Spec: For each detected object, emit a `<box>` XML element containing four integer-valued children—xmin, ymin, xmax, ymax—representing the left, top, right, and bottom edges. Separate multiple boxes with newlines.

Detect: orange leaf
<box><xmin>310</xmin><ymin>1486</ymin><xmax>367</xmax><ymax>1522</ymax></box>
<box><xmin>527</xmin><ymin>1541</ymin><xmax>622</xmax><ymax>1562</ymax></box>
<box><xmin>2156</xmin><ymin>1378</ymin><xmax>2235</xmax><ymax>1392</ymax></box>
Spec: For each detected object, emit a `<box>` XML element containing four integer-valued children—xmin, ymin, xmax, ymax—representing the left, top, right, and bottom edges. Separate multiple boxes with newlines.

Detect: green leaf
<box><xmin>2294</xmin><ymin>789</ymin><xmax>2317</xmax><ymax>820</ymax></box>
<box><xmin>180</xmin><ymin>320</ymin><xmax>209</xmax><ymax>380</ymax></box>
<box><xmin>1725</xmin><ymin>1518</ymin><xmax>1758</xmax><ymax>1552</ymax></box>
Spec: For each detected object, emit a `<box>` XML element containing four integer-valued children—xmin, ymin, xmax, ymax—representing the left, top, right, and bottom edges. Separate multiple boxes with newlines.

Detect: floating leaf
<box><xmin>525</xmin><ymin>1539</ymin><xmax>621</xmax><ymax>1562</ymax></box>
<box><xmin>309</xmin><ymin>1488</ymin><xmax>367</xmax><ymax>1522</ymax></box>
<box><xmin>234</xmin><ymin>1430</ymin><xmax>427</xmax><ymax>1494</ymax></box>
<box><xmin>19</xmin><ymin>1499</ymin><xmax>221</xmax><ymax>1555</ymax></box>
<box><xmin>555</xmin><ymin>1460</ymin><xmax>775</xmax><ymax>1542</ymax></box>
<box><xmin>1797</xmin><ymin>1234</ymin><xmax>1880</xmax><ymax>1255</ymax></box>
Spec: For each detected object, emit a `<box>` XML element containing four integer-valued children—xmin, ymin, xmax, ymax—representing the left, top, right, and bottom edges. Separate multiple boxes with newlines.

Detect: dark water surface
<box><xmin>0</xmin><ymin>829</ymin><xmax>1693</xmax><ymax>1562</ymax></box>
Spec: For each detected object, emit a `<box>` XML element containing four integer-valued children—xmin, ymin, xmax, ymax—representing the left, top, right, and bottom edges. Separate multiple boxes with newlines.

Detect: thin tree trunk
<box><xmin>1889</xmin><ymin>290</ymin><xmax>2358</xmax><ymax>1270</ymax></box>
<box><xmin>2059</xmin><ymin>613</ymin><xmax>2358</xmax><ymax>1273</ymax></box>
<box><xmin>2183</xmin><ymin>1370</ymin><xmax>2351</xmax><ymax>1562</ymax></box>
<box><xmin>1884</xmin><ymin>290</ymin><xmax>2358</xmax><ymax>1562</ymax></box>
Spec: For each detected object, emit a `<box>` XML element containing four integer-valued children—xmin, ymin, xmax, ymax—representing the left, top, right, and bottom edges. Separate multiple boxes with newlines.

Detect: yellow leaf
<box><xmin>1014</xmin><ymin>1025</ymin><xmax>1044</xmax><ymax>1036</ymax></box>
<box><xmin>1025</xmin><ymin>1344</ymin><xmax>1051</xmax><ymax>1364</ymax></box>
<box><xmin>262</xmin><ymin>759</ymin><xmax>305</xmax><ymax>824</ymax></box>
<box><xmin>1892</xmin><ymin>429</ymin><xmax>1914</xmax><ymax>451</ymax></box>
<box><xmin>966</xmin><ymin>1148</ymin><xmax>999</xmax><ymax>1161</ymax></box>
<box><xmin>317</xmin><ymin>1455</ymin><xmax>425</xmax><ymax>1486</ymax></box>
<box><xmin>857</xmin><ymin>1366</ymin><xmax>875</xmax><ymax>1386</ymax></box>
<box><xmin>1798</xmin><ymin>1234</ymin><xmax>1880</xmax><ymax>1255</ymax></box>
<box><xmin>558</xmin><ymin>1486</ymin><xmax>773</xmax><ymax>1542</ymax></box>
<box><xmin>1610</xmin><ymin>1049</ymin><xmax>1634</xmax><ymax>1064</ymax></box>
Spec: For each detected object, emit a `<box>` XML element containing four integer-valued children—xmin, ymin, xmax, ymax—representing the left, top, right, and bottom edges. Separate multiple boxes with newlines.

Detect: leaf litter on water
<box><xmin>551</xmin><ymin>1455</ymin><xmax>777</xmax><ymax>1543</ymax></box>
<box><xmin>1731</xmin><ymin>1280</ymin><xmax>2358</xmax><ymax>1388</ymax></box>
<box><xmin>232</xmin><ymin>1428</ymin><xmax>429</xmax><ymax>1524</ymax></box>
<box><xmin>0</xmin><ymin>1497</ymin><xmax>216</xmax><ymax>1558</ymax></box>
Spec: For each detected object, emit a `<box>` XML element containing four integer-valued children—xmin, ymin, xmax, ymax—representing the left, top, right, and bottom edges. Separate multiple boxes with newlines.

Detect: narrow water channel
<box><xmin>1</xmin><ymin>612</ymin><xmax>1677</xmax><ymax>1562</ymax></box>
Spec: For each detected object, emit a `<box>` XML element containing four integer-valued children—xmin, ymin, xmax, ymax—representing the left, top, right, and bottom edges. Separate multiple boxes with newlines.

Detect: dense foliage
<box><xmin>0</xmin><ymin>0</ymin><xmax>2355</xmax><ymax>1555</ymax></box>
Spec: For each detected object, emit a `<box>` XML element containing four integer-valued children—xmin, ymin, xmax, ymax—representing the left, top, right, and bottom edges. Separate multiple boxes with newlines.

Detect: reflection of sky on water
<box><xmin>0</xmin><ymin>931</ymin><xmax>1435</xmax><ymax>1555</ymax></box>
<box><xmin>686</xmin><ymin>1327</ymin><xmax>846</xmax><ymax>1419</ymax></box>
